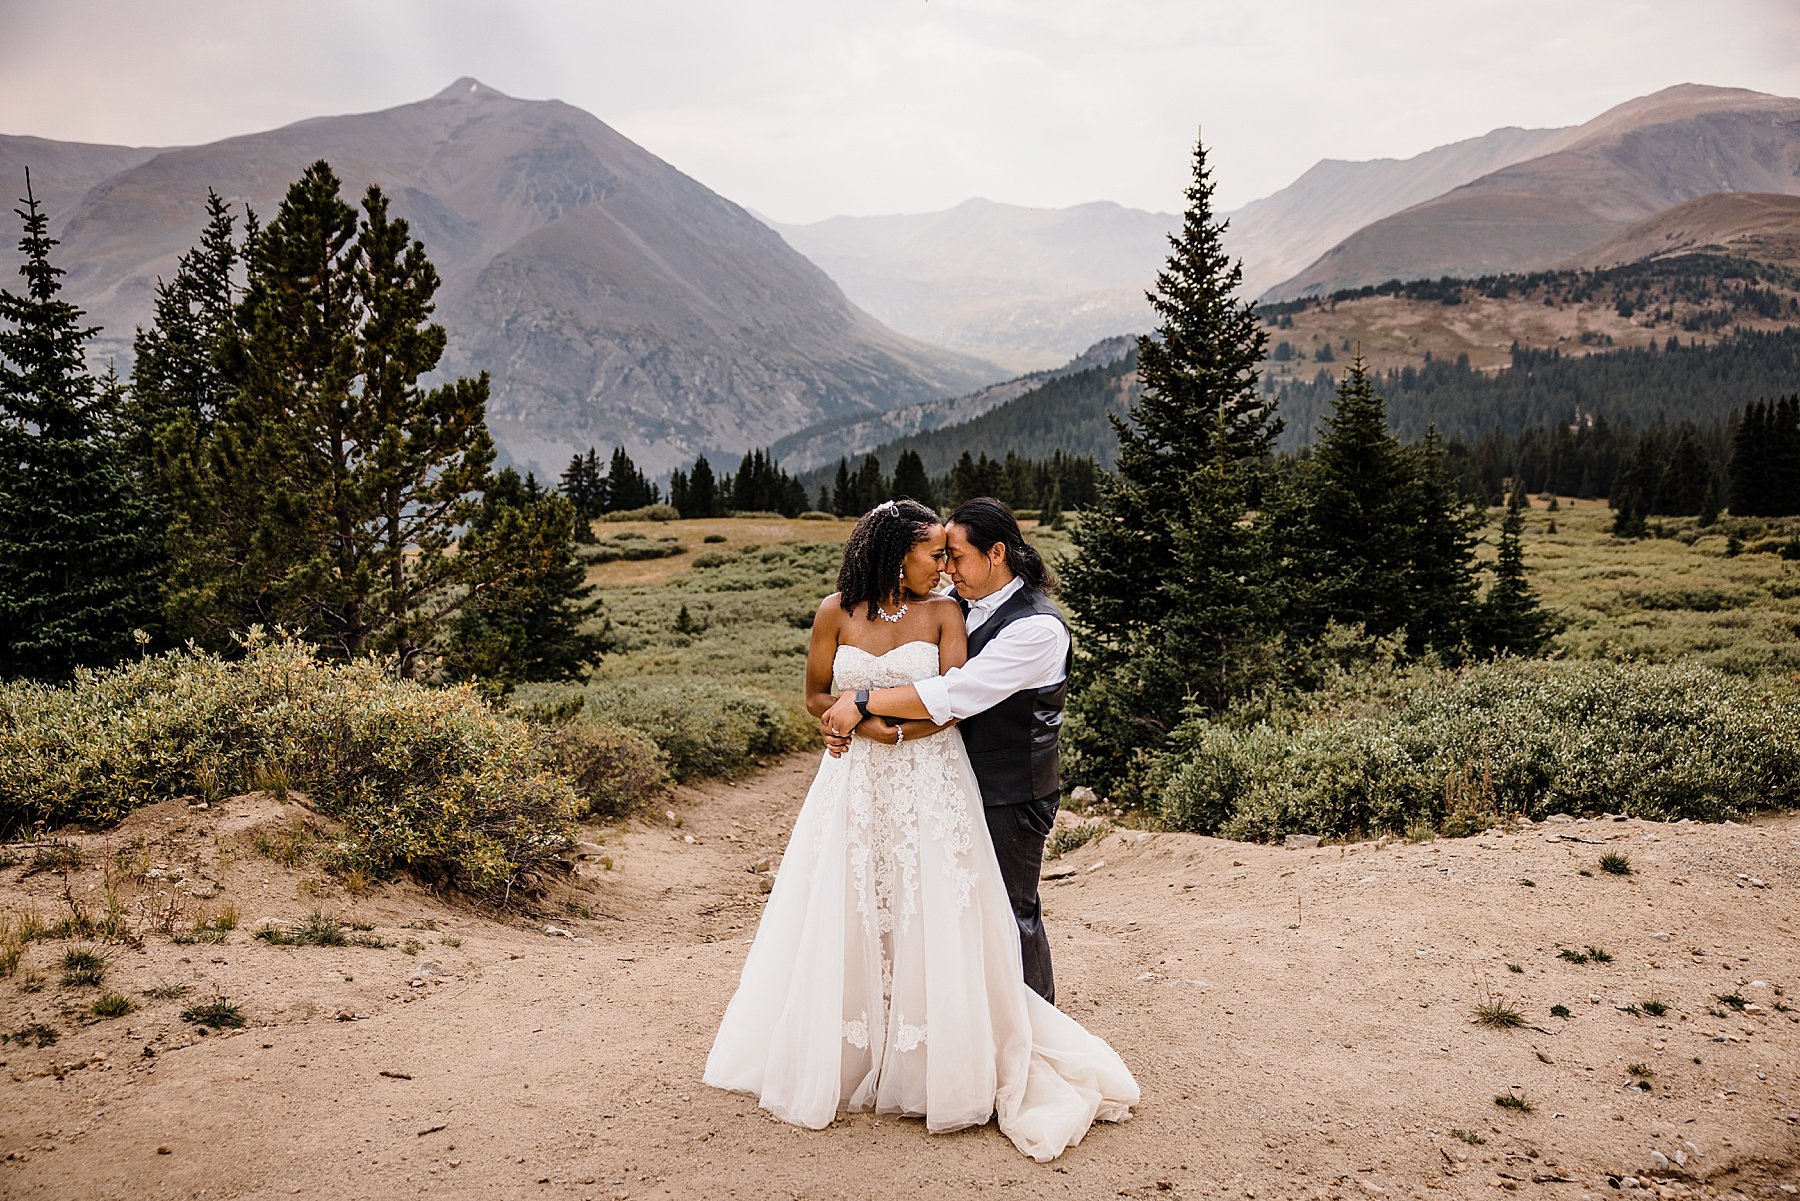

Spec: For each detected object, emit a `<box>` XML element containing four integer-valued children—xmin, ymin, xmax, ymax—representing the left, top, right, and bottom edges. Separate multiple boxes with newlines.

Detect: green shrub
<box><xmin>600</xmin><ymin>504</ymin><xmax>681</xmax><ymax>523</ymax></box>
<box><xmin>683</xmin><ymin>543</ymin><xmax>840</xmax><ymax>593</ymax></box>
<box><xmin>0</xmin><ymin>635</ymin><xmax>579</xmax><ymax>900</ymax></box>
<box><xmin>702</xmin><ymin>533</ymin><xmax>729</xmax><ymax>543</ymax></box>
<box><xmin>1157</xmin><ymin>658</ymin><xmax>1800</xmax><ymax>841</ymax></box>
<box><xmin>798</xmin><ymin>511</ymin><xmax>837</xmax><ymax>521</ymax></box>
<box><xmin>690</xmin><ymin>550</ymin><xmax>737</xmax><ymax>569</ymax></box>
<box><xmin>582</xmin><ymin>681</ymin><xmax>806</xmax><ymax>781</ymax></box>
<box><xmin>543</xmin><ymin>720</ymin><xmax>670</xmax><ymax>819</ymax></box>
<box><xmin>577</xmin><ymin>536</ymin><xmax>685</xmax><ymax>564</ymax></box>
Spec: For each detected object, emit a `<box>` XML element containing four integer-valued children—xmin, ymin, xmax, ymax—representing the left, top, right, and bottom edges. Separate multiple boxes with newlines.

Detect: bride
<box><xmin>702</xmin><ymin>499</ymin><xmax>1138</xmax><ymax>1162</ymax></box>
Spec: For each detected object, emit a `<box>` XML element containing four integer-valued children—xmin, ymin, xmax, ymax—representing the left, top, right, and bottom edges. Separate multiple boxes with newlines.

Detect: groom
<box><xmin>821</xmin><ymin>497</ymin><xmax>1071</xmax><ymax>1004</ymax></box>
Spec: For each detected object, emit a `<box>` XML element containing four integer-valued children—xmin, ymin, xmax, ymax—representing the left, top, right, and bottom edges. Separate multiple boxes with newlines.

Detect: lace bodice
<box><xmin>831</xmin><ymin>639</ymin><xmax>941</xmax><ymax>691</ymax></box>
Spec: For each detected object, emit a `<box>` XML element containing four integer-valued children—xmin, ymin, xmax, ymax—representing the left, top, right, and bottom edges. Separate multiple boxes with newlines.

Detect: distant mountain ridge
<box><xmin>1</xmin><ymin>78</ymin><xmax>1002</xmax><ymax>476</ymax></box>
<box><xmin>1266</xmin><ymin>84</ymin><xmax>1800</xmax><ymax>299</ymax></box>
<box><xmin>772</xmin><ymin>335</ymin><xmax>1135</xmax><ymax>472</ymax></box>
<box><xmin>765</xmin><ymin>121</ymin><xmax>1582</xmax><ymax>370</ymax></box>
<box><xmin>1565</xmin><ymin>192</ymin><xmax>1800</xmax><ymax>270</ymax></box>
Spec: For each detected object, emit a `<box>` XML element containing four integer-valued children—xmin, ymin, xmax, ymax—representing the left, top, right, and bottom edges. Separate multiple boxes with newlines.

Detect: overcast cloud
<box><xmin>3</xmin><ymin>0</ymin><xmax>1797</xmax><ymax>222</ymax></box>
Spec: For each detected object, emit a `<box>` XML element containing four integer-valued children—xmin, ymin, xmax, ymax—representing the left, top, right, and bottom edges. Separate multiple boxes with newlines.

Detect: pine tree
<box><xmin>892</xmin><ymin>448</ymin><xmax>934</xmax><ymax>508</ymax></box>
<box><xmin>947</xmin><ymin>451</ymin><xmax>979</xmax><ymax>507</ymax></box>
<box><xmin>607</xmin><ymin>446</ymin><xmax>652</xmax><ymax>511</ymax></box>
<box><xmin>1476</xmin><ymin>486</ymin><xmax>1558</xmax><ymax>655</ymax></box>
<box><xmin>1405</xmin><ymin>428</ymin><xmax>1484</xmax><ymax>653</ymax></box>
<box><xmin>852</xmin><ymin>453</ymin><xmax>888</xmax><ymax>512</ymax></box>
<box><xmin>0</xmin><ymin>171</ymin><xmax>160</xmax><ymax>678</ymax></box>
<box><xmin>128</xmin><ymin>189</ymin><xmax>241</xmax><ymax>490</ymax></box>
<box><xmin>1060</xmin><ymin>131</ymin><xmax>1278</xmax><ymax>796</ymax></box>
<box><xmin>161</xmin><ymin>160</ymin><xmax>550</xmax><ymax>677</ymax></box>
<box><xmin>1730</xmin><ymin>401</ymin><xmax>1770</xmax><ymax>516</ymax></box>
<box><xmin>689</xmin><ymin>454</ymin><xmax>719</xmax><ymax>518</ymax></box>
<box><xmin>667</xmin><ymin>467</ymin><xmax>689</xmax><ymax>518</ymax></box>
<box><xmin>446</xmin><ymin>467</ymin><xmax>607</xmax><ymax>692</ymax></box>
<box><xmin>1276</xmin><ymin>358</ymin><xmax>1419</xmax><ymax>643</ymax></box>
<box><xmin>1775</xmin><ymin>396</ymin><xmax>1800</xmax><ymax>517</ymax></box>
<box><xmin>1653</xmin><ymin>425</ymin><xmax>1710</xmax><ymax>516</ymax></box>
<box><xmin>831</xmin><ymin>457</ymin><xmax>853</xmax><ymax>516</ymax></box>
<box><xmin>1040</xmin><ymin>480</ymin><xmax>1064</xmax><ymax>530</ymax></box>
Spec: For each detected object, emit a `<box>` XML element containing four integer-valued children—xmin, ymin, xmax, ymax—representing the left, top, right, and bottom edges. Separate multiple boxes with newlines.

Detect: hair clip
<box><xmin>876</xmin><ymin>499</ymin><xmax>899</xmax><ymax>515</ymax></box>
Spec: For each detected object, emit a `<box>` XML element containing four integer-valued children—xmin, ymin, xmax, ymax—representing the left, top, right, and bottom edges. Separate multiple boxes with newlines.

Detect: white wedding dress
<box><xmin>703</xmin><ymin>640</ymin><xmax>1139</xmax><ymax>1161</ymax></box>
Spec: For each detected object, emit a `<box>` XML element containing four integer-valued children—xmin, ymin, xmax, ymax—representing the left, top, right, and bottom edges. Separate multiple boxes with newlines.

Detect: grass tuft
<box><xmin>3</xmin><ymin>1022</ymin><xmax>58</xmax><ymax>1047</ymax></box>
<box><xmin>180</xmin><ymin>997</ymin><xmax>245</xmax><ymax>1029</ymax></box>
<box><xmin>1451</xmin><ymin>1128</ymin><xmax>1486</xmax><ymax>1146</ymax></box>
<box><xmin>91</xmin><ymin>990</ymin><xmax>133</xmax><ymax>1018</ymax></box>
<box><xmin>1494</xmin><ymin>1093</ymin><xmax>1534</xmax><ymax>1113</ymax></box>
<box><xmin>1549</xmin><ymin>1003</ymin><xmax>1572</xmax><ymax>1019</ymax></box>
<box><xmin>59</xmin><ymin>947</ymin><xmax>106</xmax><ymax>987</ymax></box>
<box><xmin>1599</xmin><ymin>852</ymin><xmax>1633</xmax><ymax>875</ymax></box>
<box><xmin>1641</xmin><ymin>998</ymin><xmax>1669</xmax><ymax>1017</ymax></box>
<box><xmin>255</xmin><ymin>911</ymin><xmax>348</xmax><ymax>947</ymax></box>
<box><xmin>1473</xmin><ymin>998</ymin><xmax>1526</xmax><ymax>1029</ymax></box>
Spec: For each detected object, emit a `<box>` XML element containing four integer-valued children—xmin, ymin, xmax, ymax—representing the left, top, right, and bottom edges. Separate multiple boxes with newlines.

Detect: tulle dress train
<box><xmin>702</xmin><ymin>640</ymin><xmax>1138</xmax><ymax>1162</ymax></box>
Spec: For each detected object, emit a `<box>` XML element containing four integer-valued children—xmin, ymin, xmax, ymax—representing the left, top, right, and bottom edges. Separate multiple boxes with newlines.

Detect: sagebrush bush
<box><xmin>600</xmin><ymin>504</ymin><xmax>681</xmax><ymax>523</ymax></box>
<box><xmin>0</xmin><ymin>635</ymin><xmax>581</xmax><ymax>900</ymax></box>
<box><xmin>544</xmin><ymin>720</ymin><xmax>670</xmax><ymax>820</ymax></box>
<box><xmin>581</xmin><ymin>681</ymin><xmax>806</xmax><ymax>781</ymax></box>
<box><xmin>1157</xmin><ymin>658</ymin><xmax>1800</xmax><ymax>841</ymax></box>
<box><xmin>577</xmin><ymin>536</ymin><xmax>685</xmax><ymax>564</ymax></box>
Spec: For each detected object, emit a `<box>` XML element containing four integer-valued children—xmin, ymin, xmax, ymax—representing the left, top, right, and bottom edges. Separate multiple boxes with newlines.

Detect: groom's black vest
<box><xmin>956</xmin><ymin>587</ymin><xmax>1072</xmax><ymax>808</ymax></box>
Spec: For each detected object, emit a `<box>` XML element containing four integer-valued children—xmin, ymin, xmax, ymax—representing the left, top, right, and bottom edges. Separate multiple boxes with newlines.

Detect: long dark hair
<box><xmin>837</xmin><ymin>498</ymin><xmax>941</xmax><ymax>619</ymax></box>
<box><xmin>948</xmin><ymin>496</ymin><xmax>1056</xmax><ymax>594</ymax></box>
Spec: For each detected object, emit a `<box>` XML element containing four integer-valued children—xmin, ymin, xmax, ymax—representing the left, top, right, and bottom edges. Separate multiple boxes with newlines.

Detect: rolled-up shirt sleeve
<box><xmin>914</xmin><ymin>615</ymin><xmax>1069</xmax><ymax>724</ymax></box>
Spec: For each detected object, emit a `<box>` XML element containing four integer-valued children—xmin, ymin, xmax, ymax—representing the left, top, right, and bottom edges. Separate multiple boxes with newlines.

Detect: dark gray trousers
<box><xmin>984</xmin><ymin>793</ymin><xmax>1060</xmax><ymax>1004</ymax></box>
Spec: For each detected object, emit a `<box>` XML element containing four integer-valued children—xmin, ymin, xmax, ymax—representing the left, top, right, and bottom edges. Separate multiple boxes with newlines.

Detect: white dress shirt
<box><xmin>914</xmin><ymin>577</ymin><xmax>1071</xmax><ymax>725</ymax></box>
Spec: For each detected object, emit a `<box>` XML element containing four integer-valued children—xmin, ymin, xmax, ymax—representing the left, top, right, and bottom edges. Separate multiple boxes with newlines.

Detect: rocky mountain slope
<box><xmin>1567</xmin><ymin>191</ymin><xmax>1800</xmax><ymax>271</ymax></box>
<box><xmin>4</xmin><ymin>79</ymin><xmax>1001</xmax><ymax>476</ymax></box>
<box><xmin>771</xmin><ymin>335</ymin><xmax>1135</xmax><ymax>473</ymax></box>
<box><xmin>1267</xmin><ymin>85</ymin><xmax>1800</xmax><ymax>300</ymax></box>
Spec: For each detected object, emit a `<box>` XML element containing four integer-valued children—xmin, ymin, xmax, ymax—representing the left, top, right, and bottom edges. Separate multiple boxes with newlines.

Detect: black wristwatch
<box><xmin>854</xmin><ymin>689</ymin><xmax>872</xmax><ymax>721</ymax></box>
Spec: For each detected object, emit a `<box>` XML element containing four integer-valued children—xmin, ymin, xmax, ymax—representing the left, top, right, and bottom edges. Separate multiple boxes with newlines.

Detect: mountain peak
<box><xmin>431</xmin><ymin>77</ymin><xmax>510</xmax><ymax>101</ymax></box>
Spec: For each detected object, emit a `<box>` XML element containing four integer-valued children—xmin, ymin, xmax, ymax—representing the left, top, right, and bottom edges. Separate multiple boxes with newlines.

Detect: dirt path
<box><xmin>3</xmin><ymin>753</ymin><xmax>1798</xmax><ymax>1200</ymax></box>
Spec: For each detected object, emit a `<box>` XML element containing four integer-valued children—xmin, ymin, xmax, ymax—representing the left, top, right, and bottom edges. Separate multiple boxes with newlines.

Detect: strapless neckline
<box><xmin>835</xmin><ymin>639</ymin><xmax>935</xmax><ymax>661</ymax></box>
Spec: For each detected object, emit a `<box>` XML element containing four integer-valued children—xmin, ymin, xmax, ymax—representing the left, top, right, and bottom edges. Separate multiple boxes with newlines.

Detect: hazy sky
<box><xmin>3</xmin><ymin>0</ymin><xmax>1797</xmax><ymax>223</ymax></box>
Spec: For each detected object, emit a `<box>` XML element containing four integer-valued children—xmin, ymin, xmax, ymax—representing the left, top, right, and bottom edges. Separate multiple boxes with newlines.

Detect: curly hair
<box><xmin>947</xmin><ymin>496</ymin><xmax>1057</xmax><ymax>594</ymax></box>
<box><xmin>837</xmin><ymin>498</ymin><xmax>941</xmax><ymax>619</ymax></box>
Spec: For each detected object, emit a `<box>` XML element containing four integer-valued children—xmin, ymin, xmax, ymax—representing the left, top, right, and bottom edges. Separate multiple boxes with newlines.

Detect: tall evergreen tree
<box><xmin>162</xmin><ymin>160</ymin><xmax>558</xmax><ymax>677</ymax></box>
<box><xmin>1275</xmin><ymin>358</ymin><xmax>1419</xmax><ymax>643</ymax></box>
<box><xmin>446</xmin><ymin>468</ymin><xmax>607</xmax><ymax>692</ymax></box>
<box><xmin>1476</xmin><ymin>486</ymin><xmax>1558</xmax><ymax>655</ymax></box>
<box><xmin>0</xmin><ymin>171</ymin><xmax>160</xmax><ymax>678</ymax></box>
<box><xmin>128</xmin><ymin>189</ymin><xmax>242</xmax><ymax>482</ymax></box>
<box><xmin>852</xmin><ymin>452</ymin><xmax>888</xmax><ymax>512</ymax></box>
<box><xmin>606</xmin><ymin>446</ymin><xmax>653</xmax><ymax>511</ymax></box>
<box><xmin>831</xmin><ymin>457</ymin><xmax>854</xmax><ymax>516</ymax></box>
<box><xmin>1061</xmin><ymin>131</ymin><xmax>1279</xmax><ymax>796</ymax></box>
<box><xmin>1404</xmin><ymin>428</ymin><xmax>1484</xmax><ymax>653</ymax></box>
<box><xmin>689</xmin><ymin>454</ymin><xmax>719</xmax><ymax>518</ymax></box>
<box><xmin>892</xmin><ymin>448</ymin><xmax>934</xmax><ymax>509</ymax></box>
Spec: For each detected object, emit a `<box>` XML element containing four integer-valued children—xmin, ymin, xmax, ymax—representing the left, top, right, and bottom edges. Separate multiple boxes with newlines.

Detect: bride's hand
<box><xmin>856</xmin><ymin>717</ymin><xmax>899</xmax><ymax>745</ymax></box>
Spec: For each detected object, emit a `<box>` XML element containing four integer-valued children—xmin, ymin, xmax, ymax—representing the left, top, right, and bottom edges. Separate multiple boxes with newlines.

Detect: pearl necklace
<box><xmin>876</xmin><ymin>601</ymin><xmax>909</xmax><ymax>624</ymax></box>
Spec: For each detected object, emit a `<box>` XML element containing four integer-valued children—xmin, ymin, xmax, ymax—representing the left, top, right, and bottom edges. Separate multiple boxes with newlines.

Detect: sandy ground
<box><xmin>2</xmin><ymin>752</ymin><xmax>1798</xmax><ymax>1201</ymax></box>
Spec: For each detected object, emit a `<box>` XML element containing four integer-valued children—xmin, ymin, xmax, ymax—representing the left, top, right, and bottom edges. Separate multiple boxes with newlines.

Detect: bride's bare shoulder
<box><xmin>920</xmin><ymin>593</ymin><xmax>965</xmax><ymax>621</ymax></box>
<box><xmin>813</xmin><ymin>593</ymin><xmax>847</xmax><ymax>627</ymax></box>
